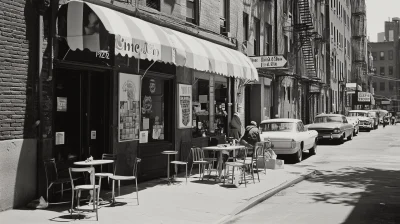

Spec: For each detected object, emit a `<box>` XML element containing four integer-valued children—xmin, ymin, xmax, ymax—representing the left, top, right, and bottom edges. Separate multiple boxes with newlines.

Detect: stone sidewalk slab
<box><xmin>0</xmin><ymin>165</ymin><xmax>314</xmax><ymax>224</ymax></box>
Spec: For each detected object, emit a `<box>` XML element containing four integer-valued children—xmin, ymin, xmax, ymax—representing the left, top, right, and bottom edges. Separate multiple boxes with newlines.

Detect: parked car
<box><xmin>347</xmin><ymin>110</ymin><xmax>374</xmax><ymax>132</ymax></box>
<box><xmin>259</xmin><ymin>119</ymin><xmax>318</xmax><ymax>163</ymax></box>
<box><xmin>306</xmin><ymin>114</ymin><xmax>354</xmax><ymax>144</ymax></box>
<box><xmin>367</xmin><ymin>110</ymin><xmax>379</xmax><ymax>129</ymax></box>
<box><xmin>346</xmin><ymin>116</ymin><xmax>359</xmax><ymax>136</ymax></box>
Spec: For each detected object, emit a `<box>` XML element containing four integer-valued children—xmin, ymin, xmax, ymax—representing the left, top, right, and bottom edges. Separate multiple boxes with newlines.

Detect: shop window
<box><xmin>192</xmin><ymin>74</ymin><xmax>228</xmax><ymax>138</ymax></box>
<box><xmin>140</xmin><ymin>77</ymin><xmax>171</xmax><ymax>142</ymax></box>
<box><xmin>186</xmin><ymin>0</ymin><xmax>199</xmax><ymax>25</ymax></box>
<box><xmin>389</xmin><ymin>66</ymin><xmax>393</xmax><ymax>76</ymax></box>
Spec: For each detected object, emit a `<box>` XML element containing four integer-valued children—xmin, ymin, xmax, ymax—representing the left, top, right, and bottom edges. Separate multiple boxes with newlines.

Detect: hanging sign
<box><xmin>357</xmin><ymin>92</ymin><xmax>371</xmax><ymax>102</ymax></box>
<box><xmin>178</xmin><ymin>84</ymin><xmax>192</xmax><ymax>129</ymax></box>
<box><xmin>250</xmin><ymin>55</ymin><xmax>287</xmax><ymax>68</ymax></box>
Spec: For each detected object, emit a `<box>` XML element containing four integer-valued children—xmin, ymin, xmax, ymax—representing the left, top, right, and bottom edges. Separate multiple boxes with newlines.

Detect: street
<box><xmin>226</xmin><ymin>124</ymin><xmax>400</xmax><ymax>224</ymax></box>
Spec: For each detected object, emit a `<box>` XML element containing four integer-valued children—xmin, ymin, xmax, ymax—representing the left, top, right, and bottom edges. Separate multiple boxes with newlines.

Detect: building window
<box><xmin>389</xmin><ymin>82</ymin><xmax>395</xmax><ymax>91</ymax></box>
<box><xmin>380</xmin><ymin>51</ymin><xmax>385</xmax><ymax>60</ymax></box>
<box><xmin>373</xmin><ymin>82</ymin><xmax>377</xmax><ymax>91</ymax></box>
<box><xmin>146</xmin><ymin>0</ymin><xmax>160</xmax><ymax>11</ymax></box>
<box><xmin>284</xmin><ymin>35</ymin><xmax>289</xmax><ymax>57</ymax></box>
<box><xmin>389</xmin><ymin>50</ymin><xmax>393</xmax><ymax>60</ymax></box>
<box><xmin>389</xmin><ymin>66</ymin><xmax>393</xmax><ymax>76</ymax></box>
<box><xmin>283</xmin><ymin>0</ymin><xmax>288</xmax><ymax>13</ymax></box>
<box><xmin>380</xmin><ymin>67</ymin><xmax>385</xmax><ymax>76</ymax></box>
<box><xmin>186</xmin><ymin>0</ymin><xmax>199</xmax><ymax>24</ymax></box>
<box><xmin>243</xmin><ymin>13</ymin><xmax>249</xmax><ymax>42</ymax></box>
<box><xmin>254</xmin><ymin>18</ymin><xmax>260</xmax><ymax>56</ymax></box>
<box><xmin>264</xmin><ymin>23</ymin><xmax>272</xmax><ymax>55</ymax></box>
<box><xmin>220</xmin><ymin>0</ymin><xmax>229</xmax><ymax>35</ymax></box>
<box><xmin>380</xmin><ymin>82</ymin><xmax>385</xmax><ymax>91</ymax></box>
<box><xmin>371</xmin><ymin>52</ymin><xmax>377</xmax><ymax>61</ymax></box>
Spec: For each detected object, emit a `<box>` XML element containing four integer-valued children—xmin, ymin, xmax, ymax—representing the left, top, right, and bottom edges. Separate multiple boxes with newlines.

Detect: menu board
<box><xmin>119</xmin><ymin>73</ymin><xmax>141</xmax><ymax>142</ymax></box>
<box><xmin>178</xmin><ymin>84</ymin><xmax>192</xmax><ymax>129</ymax></box>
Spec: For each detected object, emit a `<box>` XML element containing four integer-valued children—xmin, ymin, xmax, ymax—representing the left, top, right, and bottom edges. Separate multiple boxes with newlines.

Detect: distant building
<box><xmin>377</xmin><ymin>32</ymin><xmax>386</xmax><ymax>42</ymax></box>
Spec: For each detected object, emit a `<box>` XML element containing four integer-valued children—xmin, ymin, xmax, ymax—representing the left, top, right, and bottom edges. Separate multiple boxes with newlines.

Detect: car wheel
<box><xmin>347</xmin><ymin>131</ymin><xmax>353</xmax><ymax>141</ymax></box>
<box><xmin>293</xmin><ymin>143</ymin><xmax>303</xmax><ymax>163</ymax></box>
<box><xmin>338</xmin><ymin>134</ymin><xmax>345</xmax><ymax>144</ymax></box>
<box><xmin>309</xmin><ymin>140</ymin><xmax>317</xmax><ymax>155</ymax></box>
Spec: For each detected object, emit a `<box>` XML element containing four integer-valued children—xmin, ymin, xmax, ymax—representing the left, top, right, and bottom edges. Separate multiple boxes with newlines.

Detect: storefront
<box><xmin>52</xmin><ymin>0</ymin><xmax>257</xmax><ymax>181</ymax></box>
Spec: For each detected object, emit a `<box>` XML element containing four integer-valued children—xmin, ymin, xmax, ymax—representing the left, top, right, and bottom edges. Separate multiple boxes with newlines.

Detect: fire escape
<box><xmin>295</xmin><ymin>0</ymin><xmax>317</xmax><ymax>78</ymax></box>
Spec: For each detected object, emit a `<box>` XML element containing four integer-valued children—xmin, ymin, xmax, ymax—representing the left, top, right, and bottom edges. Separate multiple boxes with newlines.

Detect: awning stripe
<box><xmin>64</xmin><ymin>0</ymin><xmax>258</xmax><ymax>80</ymax></box>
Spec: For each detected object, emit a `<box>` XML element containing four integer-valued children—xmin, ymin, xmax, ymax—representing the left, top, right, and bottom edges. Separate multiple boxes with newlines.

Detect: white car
<box><xmin>347</xmin><ymin>110</ymin><xmax>374</xmax><ymax>132</ymax></box>
<box><xmin>346</xmin><ymin>116</ymin><xmax>359</xmax><ymax>136</ymax></box>
<box><xmin>259</xmin><ymin>119</ymin><xmax>318</xmax><ymax>163</ymax></box>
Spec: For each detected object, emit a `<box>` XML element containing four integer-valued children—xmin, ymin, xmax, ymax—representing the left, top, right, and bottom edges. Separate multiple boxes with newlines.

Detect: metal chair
<box><xmin>69</xmin><ymin>167</ymin><xmax>99</xmax><ymax>221</ymax></box>
<box><xmin>109</xmin><ymin>157</ymin><xmax>141</xmax><ymax>205</ymax></box>
<box><xmin>224</xmin><ymin>147</ymin><xmax>249</xmax><ymax>187</ymax></box>
<box><xmin>189</xmin><ymin>147</ymin><xmax>215</xmax><ymax>180</ymax></box>
<box><xmin>95</xmin><ymin>154</ymin><xmax>117</xmax><ymax>201</ymax></box>
<box><xmin>44</xmin><ymin>158</ymin><xmax>77</xmax><ymax>202</ymax></box>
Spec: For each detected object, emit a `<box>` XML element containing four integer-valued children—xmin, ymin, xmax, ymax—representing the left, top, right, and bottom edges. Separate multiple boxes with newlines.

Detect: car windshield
<box><xmin>348</xmin><ymin>112</ymin><xmax>368</xmax><ymax>117</ymax></box>
<box><xmin>260</xmin><ymin>122</ymin><xmax>295</xmax><ymax>132</ymax></box>
<box><xmin>314</xmin><ymin>116</ymin><xmax>343</xmax><ymax>123</ymax></box>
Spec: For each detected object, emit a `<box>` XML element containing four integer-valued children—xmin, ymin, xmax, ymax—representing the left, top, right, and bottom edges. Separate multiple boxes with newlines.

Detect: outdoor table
<box><xmin>161</xmin><ymin>151</ymin><xmax>178</xmax><ymax>185</ymax></box>
<box><xmin>74</xmin><ymin>160</ymin><xmax>114</xmax><ymax>204</ymax></box>
<box><xmin>202</xmin><ymin>145</ymin><xmax>245</xmax><ymax>181</ymax></box>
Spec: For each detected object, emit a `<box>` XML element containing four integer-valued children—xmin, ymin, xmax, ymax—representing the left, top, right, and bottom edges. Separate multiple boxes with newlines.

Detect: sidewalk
<box><xmin>0</xmin><ymin>165</ymin><xmax>315</xmax><ymax>224</ymax></box>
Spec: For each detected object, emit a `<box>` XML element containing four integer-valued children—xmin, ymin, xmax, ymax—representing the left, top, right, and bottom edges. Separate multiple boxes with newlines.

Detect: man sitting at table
<box><xmin>239</xmin><ymin>121</ymin><xmax>261</xmax><ymax>156</ymax></box>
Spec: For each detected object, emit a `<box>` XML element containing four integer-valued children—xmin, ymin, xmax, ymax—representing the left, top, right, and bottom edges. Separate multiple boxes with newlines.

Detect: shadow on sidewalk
<box><xmin>305</xmin><ymin>167</ymin><xmax>400</xmax><ymax>224</ymax></box>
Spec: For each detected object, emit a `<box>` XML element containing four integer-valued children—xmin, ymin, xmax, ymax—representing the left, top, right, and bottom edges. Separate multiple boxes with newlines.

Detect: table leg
<box><xmin>217</xmin><ymin>152</ymin><xmax>223</xmax><ymax>181</ymax></box>
<box><xmin>167</xmin><ymin>154</ymin><xmax>170</xmax><ymax>184</ymax></box>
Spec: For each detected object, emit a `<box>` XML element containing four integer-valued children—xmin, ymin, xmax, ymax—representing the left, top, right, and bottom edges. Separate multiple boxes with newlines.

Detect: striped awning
<box><xmin>64</xmin><ymin>0</ymin><xmax>258</xmax><ymax>81</ymax></box>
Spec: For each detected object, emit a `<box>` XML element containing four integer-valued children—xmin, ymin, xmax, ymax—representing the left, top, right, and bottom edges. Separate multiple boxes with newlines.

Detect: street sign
<box><xmin>250</xmin><ymin>55</ymin><xmax>287</xmax><ymax>68</ymax></box>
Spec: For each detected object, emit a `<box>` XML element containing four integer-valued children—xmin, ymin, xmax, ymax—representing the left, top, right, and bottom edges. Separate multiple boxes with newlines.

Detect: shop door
<box><xmin>54</xmin><ymin>69</ymin><xmax>110</xmax><ymax>161</ymax></box>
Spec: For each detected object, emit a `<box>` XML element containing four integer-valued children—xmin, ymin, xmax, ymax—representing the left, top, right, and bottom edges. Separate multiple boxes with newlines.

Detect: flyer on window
<box><xmin>119</xmin><ymin>73</ymin><xmax>141</xmax><ymax>142</ymax></box>
<box><xmin>178</xmin><ymin>84</ymin><xmax>192</xmax><ymax>129</ymax></box>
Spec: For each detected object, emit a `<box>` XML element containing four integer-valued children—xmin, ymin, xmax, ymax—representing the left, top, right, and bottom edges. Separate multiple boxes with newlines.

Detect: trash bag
<box><xmin>26</xmin><ymin>196</ymin><xmax>48</xmax><ymax>209</ymax></box>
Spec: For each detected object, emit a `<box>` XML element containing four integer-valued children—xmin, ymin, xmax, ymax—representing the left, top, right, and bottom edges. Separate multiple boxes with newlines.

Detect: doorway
<box><xmin>54</xmin><ymin>68</ymin><xmax>111</xmax><ymax>162</ymax></box>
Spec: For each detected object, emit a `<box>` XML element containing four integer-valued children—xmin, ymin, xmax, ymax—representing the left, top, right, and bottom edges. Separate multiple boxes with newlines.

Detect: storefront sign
<box><xmin>57</xmin><ymin>97</ymin><xmax>67</xmax><ymax>112</ymax></box>
<box><xmin>357</xmin><ymin>92</ymin><xmax>371</xmax><ymax>102</ymax></box>
<box><xmin>95</xmin><ymin>50</ymin><xmax>110</xmax><ymax>59</ymax></box>
<box><xmin>91</xmin><ymin>130</ymin><xmax>96</xmax><ymax>140</ymax></box>
<box><xmin>381</xmin><ymin>101</ymin><xmax>391</xmax><ymax>105</ymax></box>
<box><xmin>345</xmin><ymin>83</ymin><xmax>362</xmax><ymax>94</ymax></box>
<box><xmin>250</xmin><ymin>55</ymin><xmax>287</xmax><ymax>68</ymax></box>
<box><xmin>309</xmin><ymin>85</ymin><xmax>320</xmax><ymax>93</ymax></box>
<box><xmin>115</xmin><ymin>34</ymin><xmax>161</xmax><ymax>61</ymax></box>
<box><xmin>119</xmin><ymin>73</ymin><xmax>141</xmax><ymax>142</ymax></box>
<box><xmin>178</xmin><ymin>84</ymin><xmax>192</xmax><ymax>129</ymax></box>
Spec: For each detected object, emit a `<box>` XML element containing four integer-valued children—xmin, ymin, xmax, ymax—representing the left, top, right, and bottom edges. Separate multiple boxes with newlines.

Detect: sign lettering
<box><xmin>115</xmin><ymin>34</ymin><xmax>161</xmax><ymax>60</ymax></box>
<box><xmin>96</xmin><ymin>50</ymin><xmax>110</xmax><ymax>59</ymax></box>
<box><xmin>357</xmin><ymin>92</ymin><xmax>371</xmax><ymax>102</ymax></box>
<box><xmin>250</xmin><ymin>55</ymin><xmax>287</xmax><ymax>68</ymax></box>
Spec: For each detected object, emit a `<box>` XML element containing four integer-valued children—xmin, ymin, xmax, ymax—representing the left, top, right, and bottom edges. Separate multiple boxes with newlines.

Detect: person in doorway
<box><xmin>229</xmin><ymin>112</ymin><xmax>242</xmax><ymax>140</ymax></box>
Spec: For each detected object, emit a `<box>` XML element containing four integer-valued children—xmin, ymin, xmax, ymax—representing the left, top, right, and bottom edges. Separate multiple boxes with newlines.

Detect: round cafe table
<box><xmin>161</xmin><ymin>151</ymin><xmax>178</xmax><ymax>185</ymax></box>
<box><xmin>74</xmin><ymin>160</ymin><xmax>114</xmax><ymax>204</ymax></box>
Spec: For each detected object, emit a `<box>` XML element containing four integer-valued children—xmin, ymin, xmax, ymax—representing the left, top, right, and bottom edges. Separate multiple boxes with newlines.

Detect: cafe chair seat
<box><xmin>95</xmin><ymin>173</ymin><xmax>114</xmax><ymax>178</ymax></box>
<box><xmin>170</xmin><ymin>161</ymin><xmax>188</xmax><ymax>165</ymax></box>
<box><xmin>109</xmin><ymin>175</ymin><xmax>136</xmax><ymax>181</ymax></box>
<box><xmin>74</xmin><ymin>184</ymin><xmax>100</xmax><ymax>191</ymax></box>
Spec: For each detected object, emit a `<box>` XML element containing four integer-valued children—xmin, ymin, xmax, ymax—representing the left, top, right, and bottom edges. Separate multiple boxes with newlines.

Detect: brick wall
<box><xmin>0</xmin><ymin>0</ymin><xmax>37</xmax><ymax>140</ymax></box>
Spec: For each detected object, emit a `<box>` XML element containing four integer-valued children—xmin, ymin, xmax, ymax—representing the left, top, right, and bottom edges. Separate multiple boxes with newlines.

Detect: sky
<box><xmin>366</xmin><ymin>0</ymin><xmax>400</xmax><ymax>42</ymax></box>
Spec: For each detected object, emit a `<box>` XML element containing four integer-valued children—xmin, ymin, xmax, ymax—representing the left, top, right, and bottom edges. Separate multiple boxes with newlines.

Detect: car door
<box><xmin>299</xmin><ymin>122</ymin><xmax>312</xmax><ymax>149</ymax></box>
<box><xmin>342</xmin><ymin>117</ymin><xmax>352</xmax><ymax>136</ymax></box>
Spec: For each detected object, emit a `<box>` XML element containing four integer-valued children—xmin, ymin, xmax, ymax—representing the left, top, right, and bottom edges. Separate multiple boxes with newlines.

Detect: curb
<box><xmin>214</xmin><ymin>169</ymin><xmax>318</xmax><ymax>224</ymax></box>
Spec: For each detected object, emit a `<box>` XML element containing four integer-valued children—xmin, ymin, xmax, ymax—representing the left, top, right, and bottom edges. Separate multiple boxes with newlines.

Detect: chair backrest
<box><xmin>235</xmin><ymin>147</ymin><xmax>248</xmax><ymax>161</ymax></box>
<box><xmin>44</xmin><ymin>158</ymin><xmax>58</xmax><ymax>184</ymax></box>
<box><xmin>100</xmin><ymin>153</ymin><xmax>117</xmax><ymax>174</ymax></box>
<box><xmin>133</xmin><ymin>157</ymin><xmax>141</xmax><ymax>177</ymax></box>
<box><xmin>254</xmin><ymin>142</ymin><xmax>264</xmax><ymax>158</ymax></box>
<box><xmin>69</xmin><ymin>167</ymin><xmax>95</xmax><ymax>189</ymax></box>
<box><xmin>190</xmin><ymin>147</ymin><xmax>205</xmax><ymax>162</ymax></box>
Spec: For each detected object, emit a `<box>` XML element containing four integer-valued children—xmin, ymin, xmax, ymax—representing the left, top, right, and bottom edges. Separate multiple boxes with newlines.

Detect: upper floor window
<box><xmin>146</xmin><ymin>0</ymin><xmax>160</xmax><ymax>11</ymax></box>
<box><xmin>389</xmin><ymin>82</ymin><xmax>395</xmax><ymax>91</ymax></box>
<box><xmin>243</xmin><ymin>12</ymin><xmax>249</xmax><ymax>42</ymax></box>
<box><xmin>264</xmin><ymin>23</ymin><xmax>272</xmax><ymax>55</ymax></box>
<box><xmin>220</xmin><ymin>0</ymin><xmax>229</xmax><ymax>35</ymax></box>
<box><xmin>254</xmin><ymin>18</ymin><xmax>260</xmax><ymax>56</ymax></box>
<box><xmin>389</xmin><ymin>66</ymin><xmax>394</xmax><ymax>76</ymax></box>
<box><xmin>389</xmin><ymin>50</ymin><xmax>393</xmax><ymax>60</ymax></box>
<box><xmin>380</xmin><ymin>82</ymin><xmax>385</xmax><ymax>91</ymax></box>
<box><xmin>373</xmin><ymin>82</ymin><xmax>377</xmax><ymax>91</ymax></box>
<box><xmin>380</xmin><ymin>51</ymin><xmax>385</xmax><ymax>60</ymax></box>
<box><xmin>186</xmin><ymin>0</ymin><xmax>199</xmax><ymax>24</ymax></box>
<box><xmin>371</xmin><ymin>52</ymin><xmax>377</xmax><ymax>61</ymax></box>
<box><xmin>380</xmin><ymin>66</ymin><xmax>385</xmax><ymax>76</ymax></box>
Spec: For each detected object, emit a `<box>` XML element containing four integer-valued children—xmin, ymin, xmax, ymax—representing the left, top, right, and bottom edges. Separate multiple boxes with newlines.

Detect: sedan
<box><xmin>307</xmin><ymin>114</ymin><xmax>354</xmax><ymax>144</ymax></box>
<box><xmin>259</xmin><ymin>119</ymin><xmax>318</xmax><ymax>163</ymax></box>
<box><xmin>346</xmin><ymin>116</ymin><xmax>359</xmax><ymax>136</ymax></box>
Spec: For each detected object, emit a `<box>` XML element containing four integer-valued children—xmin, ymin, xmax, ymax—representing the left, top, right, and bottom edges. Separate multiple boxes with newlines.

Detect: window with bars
<box><xmin>146</xmin><ymin>0</ymin><xmax>160</xmax><ymax>11</ymax></box>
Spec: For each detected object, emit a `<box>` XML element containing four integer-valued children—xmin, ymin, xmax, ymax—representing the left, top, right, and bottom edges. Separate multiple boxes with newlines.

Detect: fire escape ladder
<box><xmin>297</xmin><ymin>0</ymin><xmax>316</xmax><ymax>77</ymax></box>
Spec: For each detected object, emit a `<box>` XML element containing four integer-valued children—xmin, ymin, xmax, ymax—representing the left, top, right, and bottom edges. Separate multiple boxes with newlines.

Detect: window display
<box><xmin>141</xmin><ymin>77</ymin><xmax>170</xmax><ymax>142</ymax></box>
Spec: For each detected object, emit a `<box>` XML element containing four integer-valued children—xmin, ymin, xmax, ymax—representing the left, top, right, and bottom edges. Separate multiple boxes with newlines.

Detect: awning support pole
<box><xmin>142</xmin><ymin>60</ymin><xmax>157</xmax><ymax>80</ymax></box>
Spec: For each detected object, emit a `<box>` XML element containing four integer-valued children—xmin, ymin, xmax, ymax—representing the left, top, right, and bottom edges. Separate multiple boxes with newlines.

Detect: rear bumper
<box><xmin>273</xmin><ymin>147</ymin><xmax>299</xmax><ymax>155</ymax></box>
<box><xmin>317</xmin><ymin>133</ymin><xmax>342</xmax><ymax>140</ymax></box>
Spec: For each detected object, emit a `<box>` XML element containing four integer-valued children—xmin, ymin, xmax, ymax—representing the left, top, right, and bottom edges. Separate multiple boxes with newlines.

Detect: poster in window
<box><xmin>57</xmin><ymin>97</ymin><xmax>67</xmax><ymax>112</ymax></box>
<box><xmin>119</xmin><ymin>73</ymin><xmax>141</xmax><ymax>142</ymax></box>
<box><xmin>178</xmin><ymin>84</ymin><xmax>192</xmax><ymax>129</ymax></box>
